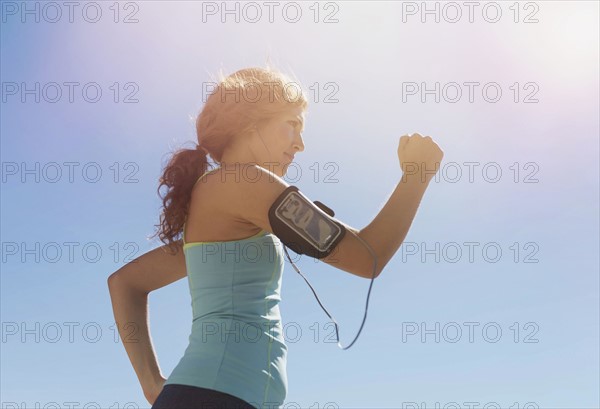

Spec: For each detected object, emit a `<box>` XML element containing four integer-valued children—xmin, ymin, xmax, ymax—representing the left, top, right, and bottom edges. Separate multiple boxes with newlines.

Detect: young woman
<box><xmin>107</xmin><ymin>67</ymin><xmax>443</xmax><ymax>409</ymax></box>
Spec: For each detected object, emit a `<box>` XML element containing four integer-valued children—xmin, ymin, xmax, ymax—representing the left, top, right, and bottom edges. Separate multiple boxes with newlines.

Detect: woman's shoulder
<box><xmin>193</xmin><ymin>163</ymin><xmax>290</xmax><ymax>229</ymax></box>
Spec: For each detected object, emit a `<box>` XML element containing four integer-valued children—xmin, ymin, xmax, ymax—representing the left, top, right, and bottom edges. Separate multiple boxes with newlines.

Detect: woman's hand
<box><xmin>143</xmin><ymin>375</ymin><xmax>167</xmax><ymax>406</ymax></box>
<box><xmin>397</xmin><ymin>133</ymin><xmax>444</xmax><ymax>182</ymax></box>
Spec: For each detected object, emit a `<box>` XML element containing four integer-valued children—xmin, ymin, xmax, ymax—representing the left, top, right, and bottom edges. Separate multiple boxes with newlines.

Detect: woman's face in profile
<box><xmin>255</xmin><ymin>105</ymin><xmax>306</xmax><ymax>177</ymax></box>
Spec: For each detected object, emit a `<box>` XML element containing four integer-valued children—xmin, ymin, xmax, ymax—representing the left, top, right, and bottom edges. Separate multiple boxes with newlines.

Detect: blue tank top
<box><xmin>164</xmin><ymin>168</ymin><xmax>288</xmax><ymax>409</ymax></box>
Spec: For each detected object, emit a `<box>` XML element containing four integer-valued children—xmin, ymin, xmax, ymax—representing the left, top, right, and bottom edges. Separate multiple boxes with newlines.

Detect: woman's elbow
<box><xmin>107</xmin><ymin>268</ymin><xmax>135</xmax><ymax>292</ymax></box>
<box><xmin>107</xmin><ymin>270</ymin><xmax>124</xmax><ymax>291</ymax></box>
<box><xmin>361</xmin><ymin>261</ymin><xmax>382</xmax><ymax>279</ymax></box>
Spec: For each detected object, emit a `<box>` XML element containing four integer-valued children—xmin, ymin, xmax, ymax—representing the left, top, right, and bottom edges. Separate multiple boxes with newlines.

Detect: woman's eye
<box><xmin>288</xmin><ymin>121</ymin><xmax>297</xmax><ymax>128</ymax></box>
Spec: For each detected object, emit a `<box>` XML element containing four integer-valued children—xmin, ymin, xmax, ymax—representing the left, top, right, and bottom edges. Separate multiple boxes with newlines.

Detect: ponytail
<box><xmin>150</xmin><ymin>144</ymin><xmax>212</xmax><ymax>254</ymax></box>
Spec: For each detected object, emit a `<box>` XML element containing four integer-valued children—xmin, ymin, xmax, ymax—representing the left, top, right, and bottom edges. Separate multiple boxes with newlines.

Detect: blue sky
<box><xmin>1</xmin><ymin>1</ymin><xmax>598</xmax><ymax>408</ymax></box>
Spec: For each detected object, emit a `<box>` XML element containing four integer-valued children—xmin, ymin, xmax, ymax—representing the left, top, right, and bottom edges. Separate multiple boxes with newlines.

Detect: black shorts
<box><xmin>151</xmin><ymin>384</ymin><xmax>256</xmax><ymax>409</ymax></box>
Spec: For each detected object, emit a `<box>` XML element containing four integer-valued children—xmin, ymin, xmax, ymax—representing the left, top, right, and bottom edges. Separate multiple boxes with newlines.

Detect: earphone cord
<box><xmin>256</xmin><ymin>129</ymin><xmax>379</xmax><ymax>349</ymax></box>
<box><xmin>283</xmin><ymin>229</ymin><xmax>378</xmax><ymax>350</ymax></box>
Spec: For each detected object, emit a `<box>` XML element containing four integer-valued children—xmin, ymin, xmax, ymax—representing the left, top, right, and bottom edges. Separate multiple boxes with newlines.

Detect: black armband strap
<box><xmin>268</xmin><ymin>186</ymin><xmax>346</xmax><ymax>259</ymax></box>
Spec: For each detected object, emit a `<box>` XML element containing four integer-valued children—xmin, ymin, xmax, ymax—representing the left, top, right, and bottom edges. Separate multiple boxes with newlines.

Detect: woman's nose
<box><xmin>293</xmin><ymin>134</ymin><xmax>305</xmax><ymax>153</ymax></box>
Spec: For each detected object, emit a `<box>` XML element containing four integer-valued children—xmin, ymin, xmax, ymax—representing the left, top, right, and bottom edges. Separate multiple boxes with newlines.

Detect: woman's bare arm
<box><xmin>107</xmin><ymin>240</ymin><xmax>187</xmax><ymax>400</ymax></box>
<box><xmin>316</xmin><ymin>175</ymin><xmax>429</xmax><ymax>278</ymax></box>
<box><xmin>222</xmin><ymin>135</ymin><xmax>442</xmax><ymax>280</ymax></box>
<box><xmin>323</xmin><ymin>134</ymin><xmax>442</xmax><ymax>278</ymax></box>
<box><xmin>108</xmin><ymin>240</ymin><xmax>187</xmax><ymax>294</ymax></box>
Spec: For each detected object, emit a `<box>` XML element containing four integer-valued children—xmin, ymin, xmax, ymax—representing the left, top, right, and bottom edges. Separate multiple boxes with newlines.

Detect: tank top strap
<box><xmin>183</xmin><ymin>167</ymin><xmax>220</xmax><ymax>246</ymax></box>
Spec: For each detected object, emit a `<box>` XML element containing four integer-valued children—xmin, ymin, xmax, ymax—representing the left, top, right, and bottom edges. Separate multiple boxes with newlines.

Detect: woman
<box><xmin>107</xmin><ymin>66</ymin><xmax>443</xmax><ymax>408</ymax></box>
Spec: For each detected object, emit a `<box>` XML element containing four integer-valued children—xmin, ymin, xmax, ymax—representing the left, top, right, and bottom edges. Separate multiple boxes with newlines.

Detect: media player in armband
<box><xmin>267</xmin><ymin>184</ymin><xmax>379</xmax><ymax>350</ymax></box>
<box><xmin>268</xmin><ymin>185</ymin><xmax>346</xmax><ymax>259</ymax></box>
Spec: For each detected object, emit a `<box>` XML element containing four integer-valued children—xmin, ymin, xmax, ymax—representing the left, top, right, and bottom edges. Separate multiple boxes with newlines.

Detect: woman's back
<box><xmin>163</xmin><ymin>167</ymin><xmax>288</xmax><ymax>408</ymax></box>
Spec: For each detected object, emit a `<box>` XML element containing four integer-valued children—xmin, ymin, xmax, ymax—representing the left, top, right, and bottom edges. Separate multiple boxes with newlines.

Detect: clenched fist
<box><xmin>397</xmin><ymin>133</ymin><xmax>444</xmax><ymax>182</ymax></box>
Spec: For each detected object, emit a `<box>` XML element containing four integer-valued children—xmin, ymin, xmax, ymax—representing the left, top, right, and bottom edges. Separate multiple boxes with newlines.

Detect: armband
<box><xmin>268</xmin><ymin>186</ymin><xmax>346</xmax><ymax>259</ymax></box>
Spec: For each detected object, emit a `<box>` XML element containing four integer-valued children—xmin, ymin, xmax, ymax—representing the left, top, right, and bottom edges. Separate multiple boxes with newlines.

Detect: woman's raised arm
<box><xmin>344</xmin><ymin>133</ymin><xmax>443</xmax><ymax>277</ymax></box>
<box><xmin>223</xmin><ymin>134</ymin><xmax>443</xmax><ymax>280</ymax></box>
